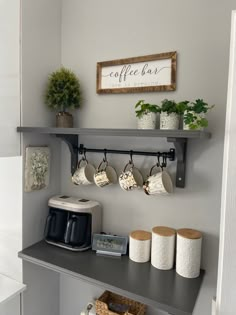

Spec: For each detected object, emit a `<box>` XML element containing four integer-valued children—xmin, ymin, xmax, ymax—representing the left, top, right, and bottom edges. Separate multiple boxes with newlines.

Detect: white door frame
<box><xmin>216</xmin><ymin>10</ymin><xmax>236</xmax><ymax>315</ymax></box>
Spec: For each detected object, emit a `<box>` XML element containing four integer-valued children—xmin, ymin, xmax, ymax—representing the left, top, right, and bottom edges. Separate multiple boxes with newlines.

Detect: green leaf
<box><xmin>135</xmin><ymin>100</ymin><xmax>145</xmax><ymax>108</ymax></box>
<box><xmin>176</xmin><ymin>101</ymin><xmax>189</xmax><ymax>114</ymax></box>
<box><xmin>135</xmin><ymin>100</ymin><xmax>159</xmax><ymax>117</ymax></box>
<box><xmin>159</xmin><ymin>99</ymin><xmax>177</xmax><ymax>114</ymax></box>
<box><xmin>199</xmin><ymin>118</ymin><xmax>208</xmax><ymax>127</ymax></box>
<box><xmin>190</xmin><ymin>99</ymin><xmax>214</xmax><ymax>114</ymax></box>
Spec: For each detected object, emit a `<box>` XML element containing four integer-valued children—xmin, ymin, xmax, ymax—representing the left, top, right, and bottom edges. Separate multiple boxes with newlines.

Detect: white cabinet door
<box><xmin>0</xmin><ymin>295</ymin><xmax>20</xmax><ymax>315</ymax></box>
<box><xmin>0</xmin><ymin>157</ymin><xmax>22</xmax><ymax>282</ymax></box>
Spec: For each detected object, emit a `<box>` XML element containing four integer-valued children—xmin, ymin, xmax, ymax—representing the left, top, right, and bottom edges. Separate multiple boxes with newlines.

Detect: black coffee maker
<box><xmin>44</xmin><ymin>195</ymin><xmax>102</xmax><ymax>251</ymax></box>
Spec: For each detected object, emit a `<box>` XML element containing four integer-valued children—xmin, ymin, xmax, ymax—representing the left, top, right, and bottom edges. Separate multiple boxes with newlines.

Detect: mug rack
<box><xmin>16</xmin><ymin>127</ymin><xmax>211</xmax><ymax>188</ymax></box>
<box><xmin>78</xmin><ymin>144</ymin><xmax>175</xmax><ymax>163</ymax></box>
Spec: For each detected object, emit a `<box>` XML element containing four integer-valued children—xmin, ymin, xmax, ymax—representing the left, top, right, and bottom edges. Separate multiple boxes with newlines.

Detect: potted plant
<box><xmin>135</xmin><ymin>100</ymin><xmax>159</xmax><ymax>129</ymax></box>
<box><xmin>159</xmin><ymin>99</ymin><xmax>185</xmax><ymax>130</ymax></box>
<box><xmin>183</xmin><ymin>99</ymin><xmax>214</xmax><ymax>130</ymax></box>
<box><xmin>45</xmin><ymin>67</ymin><xmax>81</xmax><ymax>127</ymax></box>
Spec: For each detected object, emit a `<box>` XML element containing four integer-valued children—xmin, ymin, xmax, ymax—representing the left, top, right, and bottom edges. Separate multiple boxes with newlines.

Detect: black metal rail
<box><xmin>78</xmin><ymin>144</ymin><xmax>175</xmax><ymax>161</ymax></box>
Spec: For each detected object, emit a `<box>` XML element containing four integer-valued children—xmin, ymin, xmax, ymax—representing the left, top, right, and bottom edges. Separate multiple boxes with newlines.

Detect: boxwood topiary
<box><xmin>45</xmin><ymin>67</ymin><xmax>81</xmax><ymax>112</ymax></box>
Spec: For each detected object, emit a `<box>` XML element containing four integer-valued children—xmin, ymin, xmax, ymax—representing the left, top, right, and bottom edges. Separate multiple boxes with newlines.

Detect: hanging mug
<box><xmin>119</xmin><ymin>158</ymin><xmax>143</xmax><ymax>191</ymax></box>
<box><xmin>72</xmin><ymin>158</ymin><xmax>96</xmax><ymax>185</ymax></box>
<box><xmin>143</xmin><ymin>163</ymin><xmax>173</xmax><ymax>195</ymax></box>
<box><xmin>94</xmin><ymin>158</ymin><xmax>117</xmax><ymax>188</ymax></box>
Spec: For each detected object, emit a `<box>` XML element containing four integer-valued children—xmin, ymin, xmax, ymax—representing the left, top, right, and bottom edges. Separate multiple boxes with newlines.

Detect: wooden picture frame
<box><xmin>96</xmin><ymin>51</ymin><xmax>176</xmax><ymax>94</ymax></box>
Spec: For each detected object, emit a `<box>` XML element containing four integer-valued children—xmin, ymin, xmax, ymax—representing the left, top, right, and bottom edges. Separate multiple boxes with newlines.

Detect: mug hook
<box><xmin>129</xmin><ymin>150</ymin><xmax>134</xmax><ymax>165</ymax></box>
<box><xmin>157</xmin><ymin>153</ymin><xmax>161</xmax><ymax>167</ymax></box>
<box><xmin>82</xmin><ymin>148</ymin><xmax>87</xmax><ymax>161</ymax></box>
<box><xmin>103</xmin><ymin>149</ymin><xmax>108</xmax><ymax>163</ymax></box>
<box><xmin>161</xmin><ymin>154</ymin><xmax>167</xmax><ymax>170</ymax></box>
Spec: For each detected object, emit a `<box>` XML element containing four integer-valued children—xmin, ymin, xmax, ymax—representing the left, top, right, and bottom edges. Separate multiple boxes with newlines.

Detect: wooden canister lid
<box><xmin>152</xmin><ymin>226</ymin><xmax>176</xmax><ymax>237</ymax></box>
<box><xmin>177</xmin><ymin>228</ymin><xmax>202</xmax><ymax>239</ymax></box>
<box><xmin>130</xmin><ymin>230</ymin><xmax>151</xmax><ymax>241</ymax></box>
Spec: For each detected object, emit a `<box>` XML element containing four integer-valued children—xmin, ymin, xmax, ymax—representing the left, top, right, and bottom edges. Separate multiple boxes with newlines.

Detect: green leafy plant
<box><xmin>189</xmin><ymin>98</ymin><xmax>214</xmax><ymax>114</ymax></box>
<box><xmin>183</xmin><ymin>99</ymin><xmax>214</xmax><ymax>130</ymax></box>
<box><xmin>159</xmin><ymin>99</ymin><xmax>186</xmax><ymax>115</ymax></box>
<box><xmin>176</xmin><ymin>100</ymin><xmax>189</xmax><ymax>114</ymax></box>
<box><xmin>135</xmin><ymin>100</ymin><xmax>159</xmax><ymax>118</ymax></box>
<box><xmin>45</xmin><ymin>67</ymin><xmax>81</xmax><ymax>112</ymax></box>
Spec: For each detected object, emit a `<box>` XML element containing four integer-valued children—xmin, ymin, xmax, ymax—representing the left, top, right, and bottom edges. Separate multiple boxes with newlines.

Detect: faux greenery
<box><xmin>135</xmin><ymin>100</ymin><xmax>159</xmax><ymax>118</ymax></box>
<box><xmin>188</xmin><ymin>98</ymin><xmax>214</xmax><ymax>114</ymax></box>
<box><xmin>159</xmin><ymin>99</ymin><xmax>186</xmax><ymax>115</ymax></box>
<box><xmin>183</xmin><ymin>99</ymin><xmax>214</xmax><ymax>129</ymax></box>
<box><xmin>45</xmin><ymin>67</ymin><xmax>81</xmax><ymax>112</ymax></box>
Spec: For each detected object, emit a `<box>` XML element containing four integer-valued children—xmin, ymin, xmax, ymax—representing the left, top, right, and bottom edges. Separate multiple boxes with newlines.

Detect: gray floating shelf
<box><xmin>17</xmin><ymin>127</ymin><xmax>211</xmax><ymax>188</ymax></box>
<box><xmin>16</xmin><ymin>127</ymin><xmax>211</xmax><ymax>138</ymax></box>
<box><xmin>19</xmin><ymin>241</ymin><xmax>204</xmax><ymax>315</ymax></box>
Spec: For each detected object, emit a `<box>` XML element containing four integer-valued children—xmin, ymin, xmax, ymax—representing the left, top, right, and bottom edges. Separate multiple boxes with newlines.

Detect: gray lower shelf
<box><xmin>19</xmin><ymin>241</ymin><xmax>204</xmax><ymax>315</ymax></box>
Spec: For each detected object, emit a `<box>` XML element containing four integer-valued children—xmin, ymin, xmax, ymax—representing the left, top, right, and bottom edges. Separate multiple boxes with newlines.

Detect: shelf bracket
<box><xmin>56</xmin><ymin>134</ymin><xmax>79</xmax><ymax>175</ymax></box>
<box><xmin>167</xmin><ymin>137</ymin><xmax>187</xmax><ymax>188</ymax></box>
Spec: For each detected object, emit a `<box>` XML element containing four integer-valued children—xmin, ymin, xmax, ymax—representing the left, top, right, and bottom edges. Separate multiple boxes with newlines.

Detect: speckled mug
<box><xmin>119</xmin><ymin>162</ymin><xmax>143</xmax><ymax>191</ymax></box>
<box><xmin>72</xmin><ymin>159</ymin><xmax>95</xmax><ymax>185</ymax></box>
<box><xmin>94</xmin><ymin>160</ymin><xmax>117</xmax><ymax>188</ymax></box>
<box><xmin>143</xmin><ymin>165</ymin><xmax>173</xmax><ymax>195</ymax></box>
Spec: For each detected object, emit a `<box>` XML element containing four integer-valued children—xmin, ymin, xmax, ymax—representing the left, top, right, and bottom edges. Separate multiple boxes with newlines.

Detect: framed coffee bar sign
<box><xmin>96</xmin><ymin>51</ymin><xmax>177</xmax><ymax>94</ymax></box>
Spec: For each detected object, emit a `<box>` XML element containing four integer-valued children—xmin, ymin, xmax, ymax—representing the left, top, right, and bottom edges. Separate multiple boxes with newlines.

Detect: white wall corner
<box><xmin>216</xmin><ymin>9</ymin><xmax>236</xmax><ymax>315</ymax></box>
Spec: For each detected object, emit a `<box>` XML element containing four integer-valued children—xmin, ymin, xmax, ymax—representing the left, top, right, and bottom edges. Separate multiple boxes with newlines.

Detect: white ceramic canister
<box><xmin>129</xmin><ymin>230</ymin><xmax>151</xmax><ymax>263</ymax></box>
<box><xmin>137</xmin><ymin>112</ymin><xmax>157</xmax><ymax>129</ymax></box>
<box><xmin>176</xmin><ymin>228</ymin><xmax>202</xmax><ymax>278</ymax></box>
<box><xmin>160</xmin><ymin>112</ymin><xmax>179</xmax><ymax>130</ymax></box>
<box><xmin>151</xmin><ymin>226</ymin><xmax>176</xmax><ymax>270</ymax></box>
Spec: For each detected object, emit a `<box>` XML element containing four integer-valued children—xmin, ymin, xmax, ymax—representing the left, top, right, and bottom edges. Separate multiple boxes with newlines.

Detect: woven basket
<box><xmin>96</xmin><ymin>291</ymin><xmax>146</xmax><ymax>315</ymax></box>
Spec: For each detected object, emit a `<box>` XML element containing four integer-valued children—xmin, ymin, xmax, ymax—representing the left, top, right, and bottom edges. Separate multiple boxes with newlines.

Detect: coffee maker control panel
<box><xmin>48</xmin><ymin>195</ymin><xmax>101</xmax><ymax>213</ymax></box>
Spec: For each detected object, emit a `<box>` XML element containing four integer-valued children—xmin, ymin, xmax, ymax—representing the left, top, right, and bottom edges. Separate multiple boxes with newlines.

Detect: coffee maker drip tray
<box><xmin>45</xmin><ymin>239</ymin><xmax>91</xmax><ymax>252</ymax></box>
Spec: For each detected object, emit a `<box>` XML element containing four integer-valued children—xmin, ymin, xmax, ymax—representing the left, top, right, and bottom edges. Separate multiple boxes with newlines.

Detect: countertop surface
<box><xmin>19</xmin><ymin>240</ymin><xmax>204</xmax><ymax>315</ymax></box>
<box><xmin>0</xmin><ymin>274</ymin><xmax>26</xmax><ymax>305</ymax></box>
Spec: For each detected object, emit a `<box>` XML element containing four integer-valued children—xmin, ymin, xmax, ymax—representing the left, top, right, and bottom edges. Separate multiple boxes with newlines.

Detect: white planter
<box><xmin>183</xmin><ymin>111</ymin><xmax>206</xmax><ymax>130</ymax></box>
<box><xmin>160</xmin><ymin>112</ymin><xmax>179</xmax><ymax>130</ymax></box>
<box><xmin>137</xmin><ymin>112</ymin><xmax>156</xmax><ymax>129</ymax></box>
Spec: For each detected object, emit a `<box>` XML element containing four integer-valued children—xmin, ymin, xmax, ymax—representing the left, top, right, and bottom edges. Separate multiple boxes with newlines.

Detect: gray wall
<box><xmin>21</xmin><ymin>0</ymin><xmax>62</xmax><ymax>128</ymax></box>
<box><xmin>21</xmin><ymin>0</ymin><xmax>62</xmax><ymax>249</ymax></box>
<box><xmin>21</xmin><ymin>1</ymin><xmax>62</xmax><ymax>315</ymax></box>
<box><xmin>0</xmin><ymin>0</ymin><xmax>20</xmax><ymax>156</ymax></box>
<box><xmin>23</xmin><ymin>262</ymin><xmax>60</xmax><ymax>315</ymax></box>
<box><xmin>60</xmin><ymin>1</ymin><xmax>235</xmax><ymax>314</ymax></box>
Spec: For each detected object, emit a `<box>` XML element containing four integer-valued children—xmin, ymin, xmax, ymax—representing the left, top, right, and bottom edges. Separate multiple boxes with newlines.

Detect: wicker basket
<box><xmin>96</xmin><ymin>291</ymin><xmax>146</xmax><ymax>315</ymax></box>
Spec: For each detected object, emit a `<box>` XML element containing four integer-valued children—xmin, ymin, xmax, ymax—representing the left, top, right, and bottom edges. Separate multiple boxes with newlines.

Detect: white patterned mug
<box><xmin>94</xmin><ymin>160</ymin><xmax>117</xmax><ymax>188</ymax></box>
<box><xmin>143</xmin><ymin>165</ymin><xmax>173</xmax><ymax>195</ymax></box>
<box><xmin>72</xmin><ymin>158</ymin><xmax>96</xmax><ymax>185</ymax></box>
<box><xmin>119</xmin><ymin>162</ymin><xmax>143</xmax><ymax>191</ymax></box>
